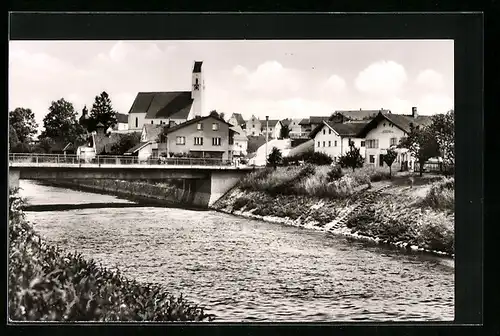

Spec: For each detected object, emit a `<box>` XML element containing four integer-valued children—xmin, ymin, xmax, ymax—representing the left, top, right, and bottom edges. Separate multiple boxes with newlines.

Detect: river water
<box><xmin>19</xmin><ymin>180</ymin><xmax>454</xmax><ymax>322</ymax></box>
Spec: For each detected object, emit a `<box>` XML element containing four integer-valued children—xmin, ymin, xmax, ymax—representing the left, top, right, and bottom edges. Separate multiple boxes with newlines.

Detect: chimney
<box><xmin>412</xmin><ymin>106</ymin><xmax>418</xmax><ymax>118</ymax></box>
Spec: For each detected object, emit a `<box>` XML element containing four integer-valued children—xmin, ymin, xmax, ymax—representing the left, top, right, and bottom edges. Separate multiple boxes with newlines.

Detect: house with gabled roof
<box><xmin>331</xmin><ymin>108</ymin><xmax>391</xmax><ymax>123</ymax></box>
<box><xmin>227</xmin><ymin>113</ymin><xmax>247</xmax><ymax>130</ymax></box>
<box><xmin>127</xmin><ymin>61</ymin><xmax>205</xmax><ymax>131</ymax></box>
<box><xmin>245</xmin><ymin>115</ymin><xmax>262</xmax><ymax>136</ymax></box>
<box><xmin>310</xmin><ymin>120</ymin><xmax>370</xmax><ymax>161</ymax></box>
<box><xmin>261</xmin><ymin>119</ymin><xmax>280</xmax><ymax>139</ymax></box>
<box><xmin>357</xmin><ymin>107</ymin><xmax>433</xmax><ymax>169</ymax></box>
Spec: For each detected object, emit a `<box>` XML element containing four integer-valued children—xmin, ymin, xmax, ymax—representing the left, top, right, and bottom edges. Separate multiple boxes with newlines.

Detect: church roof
<box><xmin>128</xmin><ymin>91</ymin><xmax>193</xmax><ymax>120</ymax></box>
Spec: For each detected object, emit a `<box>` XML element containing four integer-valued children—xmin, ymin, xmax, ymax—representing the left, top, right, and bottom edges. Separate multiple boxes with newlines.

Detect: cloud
<box><xmin>355</xmin><ymin>61</ymin><xmax>407</xmax><ymax>97</ymax></box>
<box><xmin>418</xmin><ymin>94</ymin><xmax>453</xmax><ymax>115</ymax></box>
<box><xmin>321</xmin><ymin>74</ymin><xmax>347</xmax><ymax>96</ymax></box>
<box><xmin>234</xmin><ymin>61</ymin><xmax>303</xmax><ymax>97</ymax></box>
<box><xmin>415</xmin><ymin>69</ymin><xmax>445</xmax><ymax>91</ymax></box>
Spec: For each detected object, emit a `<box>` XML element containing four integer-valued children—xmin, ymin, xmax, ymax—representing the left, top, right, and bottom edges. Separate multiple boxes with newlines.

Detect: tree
<box><xmin>429</xmin><ymin>110</ymin><xmax>454</xmax><ymax>170</ymax></box>
<box><xmin>280</xmin><ymin>123</ymin><xmax>291</xmax><ymax>139</ymax></box>
<box><xmin>382</xmin><ymin>148</ymin><xmax>398</xmax><ymax>178</ymax></box>
<box><xmin>40</xmin><ymin>98</ymin><xmax>87</xmax><ymax>151</ymax></box>
<box><xmin>399</xmin><ymin>124</ymin><xmax>440</xmax><ymax>177</ymax></box>
<box><xmin>9</xmin><ymin>107</ymin><xmax>38</xmax><ymax>149</ymax></box>
<box><xmin>267</xmin><ymin>147</ymin><xmax>283</xmax><ymax>169</ymax></box>
<box><xmin>88</xmin><ymin>91</ymin><xmax>117</xmax><ymax>132</ymax></box>
<box><xmin>338</xmin><ymin>143</ymin><xmax>364</xmax><ymax>172</ymax></box>
<box><xmin>109</xmin><ymin>132</ymin><xmax>142</xmax><ymax>155</ymax></box>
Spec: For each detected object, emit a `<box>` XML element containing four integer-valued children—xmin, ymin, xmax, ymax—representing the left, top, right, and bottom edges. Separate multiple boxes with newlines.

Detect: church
<box><xmin>127</xmin><ymin>61</ymin><xmax>206</xmax><ymax>130</ymax></box>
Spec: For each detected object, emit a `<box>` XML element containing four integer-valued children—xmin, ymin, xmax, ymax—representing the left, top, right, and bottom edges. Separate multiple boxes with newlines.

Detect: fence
<box><xmin>9</xmin><ymin>153</ymin><xmax>234</xmax><ymax>167</ymax></box>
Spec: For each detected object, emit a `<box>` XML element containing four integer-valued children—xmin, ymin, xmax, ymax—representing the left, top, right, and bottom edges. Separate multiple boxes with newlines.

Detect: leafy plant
<box><xmin>267</xmin><ymin>147</ymin><xmax>283</xmax><ymax>168</ymax></box>
<box><xmin>382</xmin><ymin>149</ymin><xmax>398</xmax><ymax>178</ymax></box>
<box><xmin>338</xmin><ymin>143</ymin><xmax>364</xmax><ymax>172</ymax></box>
<box><xmin>327</xmin><ymin>165</ymin><xmax>343</xmax><ymax>182</ymax></box>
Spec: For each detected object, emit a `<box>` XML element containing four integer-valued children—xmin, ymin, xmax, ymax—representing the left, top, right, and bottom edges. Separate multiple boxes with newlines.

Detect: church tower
<box><xmin>190</xmin><ymin>61</ymin><xmax>205</xmax><ymax>119</ymax></box>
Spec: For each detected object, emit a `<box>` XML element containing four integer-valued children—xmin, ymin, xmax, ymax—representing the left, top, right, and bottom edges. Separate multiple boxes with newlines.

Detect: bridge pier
<box><xmin>9</xmin><ymin>169</ymin><xmax>20</xmax><ymax>190</ymax></box>
<box><xmin>208</xmin><ymin>170</ymin><xmax>245</xmax><ymax>206</ymax></box>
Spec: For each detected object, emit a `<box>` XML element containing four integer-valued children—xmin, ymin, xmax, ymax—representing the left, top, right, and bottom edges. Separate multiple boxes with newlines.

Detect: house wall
<box><xmin>233</xmin><ymin>139</ymin><xmax>248</xmax><ymax>156</ymax></box>
<box><xmin>117</xmin><ymin>122</ymin><xmax>129</xmax><ymax>131</ymax></box>
<box><xmin>129</xmin><ymin>113</ymin><xmax>147</xmax><ymax>131</ymax></box>
<box><xmin>364</xmin><ymin>120</ymin><xmax>408</xmax><ymax>168</ymax></box>
<box><xmin>313</xmin><ymin>125</ymin><xmax>366</xmax><ymax>161</ymax></box>
<box><xmin>272</xmin><ymin>122</ymin><xmax>282</xmax><ymax>139</ymax></box>
<box><xmin>167</xmin><ymin>117</ymin><xmax>231</xmax><ymax>160</ymax></box>
<box><xmin>138</xmin><ymin>144</ymin><xmax>152</xmax><ymax>162</ymax></box>
<box><xmin>245</xmin><ymin>116</ymin><xmax>262</xmax><ymax>136</ymax></box>
<box><xmin>288</xmin><ymin>119</ymin><xmax>304</xmax><ymax>137</ymax></box>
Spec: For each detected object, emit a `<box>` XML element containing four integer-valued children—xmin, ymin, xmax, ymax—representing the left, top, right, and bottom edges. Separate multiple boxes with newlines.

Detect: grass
<box><xmin>8</xmin><ymin>188</ymin><xmax>214</xmax><ymax>322</ymax></box>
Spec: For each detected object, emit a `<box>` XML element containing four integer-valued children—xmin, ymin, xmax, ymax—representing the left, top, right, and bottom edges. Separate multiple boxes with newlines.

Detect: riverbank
<box><xmin>37</xmin><ymin>178</ymin><xmax>210</xmax><ymax>210</ymax></box>
<box><xmin>212</xmin><ymin>166</ymin><xmax>454</xmax><ymax>258</ymax></box>
<box><xmin>8</xmin><ymin>189</ymin><xmax>214</xmax><ymax>322</ymax></box>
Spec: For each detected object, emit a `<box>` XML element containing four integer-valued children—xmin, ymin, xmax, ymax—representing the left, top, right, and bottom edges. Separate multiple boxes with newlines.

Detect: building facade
<box><xmin>245</xmin><ymin>115</ymin><xmax>262</xmax><ymax>136</ymax></box>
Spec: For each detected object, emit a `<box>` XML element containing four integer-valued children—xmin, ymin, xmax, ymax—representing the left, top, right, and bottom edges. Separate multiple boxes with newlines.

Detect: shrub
<box><xmin>419</xmin><ymin>217</ymin><xmax>454</xmax><ymax>254</ymax></box>
<box><xmin>8</xmin><ymin>194</ymin><xmax>214</xmax><ymax>322</ymax></box>
<box><xmin>420</xmin><ymin>177</ymin><xmax>455</xmax><ymax>211</ymax></box>
<box><xmin>232</xmin><ymin>197</ymin><xmax>250</xmax><ymax>211</ymax></box>
<box><xmin>282</xmin><ymin>151</ymin><xmax>333</xmax><ymax>166</ymax></box>
<box><xmin>327</xmin><ymin>165</ymin><xmax>343</xmax><ymax>182</ymax></box>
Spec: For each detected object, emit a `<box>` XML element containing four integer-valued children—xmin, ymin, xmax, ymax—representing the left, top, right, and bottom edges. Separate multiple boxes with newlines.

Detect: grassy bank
<box><xmin>215</xmin><ymin>168</ymin><xmax>454</xmax><ymax>256</ymax></box>
<box><xmin>8</xmin><ymin>189</ymin><xmax>214</xmax><ymax>322</ymax></box>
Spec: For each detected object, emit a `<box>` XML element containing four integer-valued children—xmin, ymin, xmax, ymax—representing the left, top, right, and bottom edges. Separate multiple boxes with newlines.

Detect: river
<box><xmin>19</xmin><ymin>180</ymin><xmax>454</xmax><ymax>322</ymax></box>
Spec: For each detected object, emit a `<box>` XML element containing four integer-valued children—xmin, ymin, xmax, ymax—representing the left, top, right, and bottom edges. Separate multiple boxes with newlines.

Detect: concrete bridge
<box><xmin>9</xmin><ymin>153</ymin><xmax>261</xmax><ymax>206</ymax></box>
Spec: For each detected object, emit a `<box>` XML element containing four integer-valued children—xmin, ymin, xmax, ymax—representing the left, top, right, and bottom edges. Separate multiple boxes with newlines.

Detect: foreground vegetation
<box><xmin>8</xmin><ymin>189</ymin><xmax>214</xmax><ymax>322</ymax></box>
<box><xmin>239</xmin><ymin>165</ymin><xmax>391</xmax><ymax>199</ymax></box>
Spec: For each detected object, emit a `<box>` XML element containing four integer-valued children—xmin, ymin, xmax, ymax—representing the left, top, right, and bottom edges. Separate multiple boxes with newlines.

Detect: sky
<box><xmin>9</xmin><ymin>40</ymin><xmax>454</xmax><ymax>132</ymax></box>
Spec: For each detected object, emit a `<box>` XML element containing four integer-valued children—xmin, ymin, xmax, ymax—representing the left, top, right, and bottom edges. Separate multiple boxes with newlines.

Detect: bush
<box><xmin>420</xmin><ymin>177</ymin><xmax>454</xmax><ymax>211</ymax></box>
<box><xmin>327</xmin><ymin>165</ymin><xmax>343</xmax><ymax>182</ymax></box>
<box><xmin>8</xmin><ymin>193</ymin><xmax>214</xmax><ymax>322</ymax></box>
<box><xmin>232</xmin><ymin>197</ymin><xmax>250</xmax><ymax>211</ymax></box>
<box><xmin>282</xmin><ymin>151</ymin><xmax>333</xmax><ymax>166</ymax></box>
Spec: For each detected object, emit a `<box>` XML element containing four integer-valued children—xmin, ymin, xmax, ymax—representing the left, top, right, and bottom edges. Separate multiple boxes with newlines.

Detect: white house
<box><xmin>231</xmin><ymin>124</ymin><xmax>249</xmax><ymax>157</ymax></box>
<box><xmin>124</xmin><ymin>124</ymin><xmax>165</xmax><ymax>161</ymax></box>
<box><xmin>245</xmin><ymin>115</ymin><xmax>263</xmax><ymax>136</ymax></box>
<box><xmin>310</xmin><ymin>121</ymin><xmax>369</xmax><ymax>162</ymax></box>
<box><xmin>127</xmin><ymin>61</ymin><xmax>205</xmax><ymax>131</ymax></box>
<box><xmin>261</xmin><ymin>119</ymin><xmax>280</xmax><ymax>139</ymax></box>
<box><xmin>357</xmin><ymin>107</ymin><xmax>433</xmax><ymax>169</ymax></box>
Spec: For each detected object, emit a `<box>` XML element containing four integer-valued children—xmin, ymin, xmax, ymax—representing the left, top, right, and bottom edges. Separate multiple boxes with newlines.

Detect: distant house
<box><xmin>227</xmin><ymin>113</ymin><xmax>247</xmax><ymax>130</ymax></box>
<box><xmin>230</xmin><ymin>124</ymin><xmax>249</xmax><ymax>157</ymax></box>
<box><xmin>261</xmin><ymin>119</ymin><xmax>280</xmax><ymax>139</ymax></box>
<box><xmin>115</xmin><ymin>113</ymin><xmax>129</xmax><ymax>130</ymax></box>
<box><xmin>357</xmin><ymin>107</ymin><xmax>433</xmax><ymax>169</ymax></box>
<box><xmin>299</xmin><ymin>116</ymin><xmax>330</xmax><ymax>137</ymax></box>
<box><xmin>310</xmin><ymin>120</ymin><xmax>370</xmax><ymax>162</ymax></box>
<box><xmin>124</xmin><ymin>124</ymin><xmax>166</xmax><ymax>161</ymax></box>
<box><xmin>163</xmin><ymin>114</ymin><xmax>236</xmax><ymax>161</ymax></box>
<box><xmin>288</xmin><ymin>118</ymin><xmax>307</xmax><ymax>138</ymax></box>
<box><xmin>127</xmin><ymin>61</ymin><xmax>205</xmax><ymax>131</ymax></box>
<box><xmin>245</xmin><ymin>115</ymin><xmax>262</xmax><ymax>136</ymax></box>
<box><xmin>76</xmin><ymin>123</ymin><xmax>124</xmax><ymax>162</ymax></box>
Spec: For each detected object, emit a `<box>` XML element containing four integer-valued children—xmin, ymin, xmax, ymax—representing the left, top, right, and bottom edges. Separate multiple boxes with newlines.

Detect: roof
<box><xmin>128</xmin><ymin>92</ymin><xmax>193</xmax><ymax>120</ymax></box>
<box><xmin>164</xmin><ymin>115</ymin><xmax>233</xmax><ymax>135</ymax></box>
<box><xmin>231</xmin><ymin>124</ymin><xmax>248</xmax><ymax>141</ymax></box>
<box><xmin>193</xmin><ymin>61</ymin><xmax>203</xmax><ymax>73</ymax></box>
<box><xmin>96</xmin><ymin>122</ymin><xmax>105</xmax><ymax>127</ymax></box>
<box><xmin>310</xmin><ymin>121</ymin><xmax>370</xmax><ymax>138</ymax></box>
<box><xmin>142</xmin><ymin>124</ymin><xmax>164</xmax><ymax>142</ymax></box>
<box><xmin>280</xmin><ymin>119</ymin><xmax>291</xmax><ymax>127</ymax></box>
<box><xmin>229</xmin><ymin>113</ymin><xmax>246</xmax><ymax>126</ymax></box>
<box><xmin>116</xmin><ymin>112</ymin><xmax>128</xmax><ymax>124</ymax></box>
<box><xmin>299</xmin><ymin>118</ymin><xmax>310</xmax><ymax>125</ymax></box>
<box><xmin>93</xmin><ymin>132</ymin><xmax>123</xmax><ymax>155</ymax></box>
<box><xmin>309</xmin><ymin>116</ymin><xmax>330</xmax><ymax>124</ymax></box>
<box><xmin>262</xmin><ymin>119</ymin><xmax>279</xmax><ymax>127</ymax></box>
<box><xmin>357</xmin><ymin>112</ymin><xmax>433</xmax><ymax>138</ymax></box>
<box><xmin>124</xmin><ymin>141</ymin><xmax>151</xmax><ymax>155</ymax></box>
<box><xmin>333</xmin><ymin>109</ymin><xmax>391</xmax><ymax>121</ymax></box>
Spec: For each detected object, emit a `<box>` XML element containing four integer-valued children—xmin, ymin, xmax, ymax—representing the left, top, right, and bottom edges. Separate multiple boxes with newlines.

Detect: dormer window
<box><xmin>197</xmin><ymin>122</ymin><xmax>203</xmax><ymax>130</ymax></box>
<box><xmin>212</xmin><ymin>123</ymin><xmax>219</xmax><ymax>131</ymax></box>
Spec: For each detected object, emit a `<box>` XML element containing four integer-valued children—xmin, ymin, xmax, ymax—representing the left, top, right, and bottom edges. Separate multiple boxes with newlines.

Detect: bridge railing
<box><xmin>9</xmin><ymin>153</ymin><xmax>235</xmax><ymax>167</ymax></box>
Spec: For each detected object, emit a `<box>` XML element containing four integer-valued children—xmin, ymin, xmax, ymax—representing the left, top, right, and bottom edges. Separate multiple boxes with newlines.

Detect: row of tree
<box><xmin>9</xmin><ymin>91</ymin><xmax>119</xmax><ymax>154</ymax></box>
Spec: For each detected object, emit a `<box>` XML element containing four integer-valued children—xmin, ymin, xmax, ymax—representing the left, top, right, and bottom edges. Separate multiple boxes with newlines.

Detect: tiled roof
<box><xmin>333</xmin><ymin>109</ymin><xmax>391</xmax><ymax>121</ymax></box>
<box><xmin>124</xmin><ymin>141</ymin><xmax>151</xmax><ymax>155</ymax></box>
<box><xmin>231</xmin><ymin>124</ymin><xmax>248</xmax><ymax>141</ymax></box>
<box><xmin>116</xmin><ymin>112</ymin><xmax>128</xmax><ymax>124</ymax></box>
<box><xmin>128</xmin><ymin>92</ymin><xmax>193</xmax><ymax>120</ymax></box>
<box><xmin>357</xmin><ymin>112</ymin><xmax>433</xmax><ymax>137</ymax></box>
<box><xmin>309</xmin><ymin>116</ymin><xmax>330</xmax><ymax>124</ymax></box>
<box><xmin>261</xmin><ymin>119</ymin><xmax>279</xmax><ymax>127</ymax></box>
<box><xmin>164</xmin><ymin>115</ymin><xmax>232</xmax><ymax>135</ymax></box>
<box><xmin>229</xmin><ymin>113</ymin><xmax>246</xmax><ymax>126</ymax></box>
<box><xmin>310</xmin><ymin>121</ymin><xmax>370</xmax><ymax>138</ymax></box>
<box><xmin>299</xmin><ymin>118</ymin><xmax>310</xmax><ymax>125</ymax></box>
<box><xmin>193</xmin><ymin>61</ymin><xmax>203</xmax><ymax>73</ymax></box>
<box><xmin>93</xmin><ymin>132</ymin><xmax>123</xmax><ymax>155</ymax></box>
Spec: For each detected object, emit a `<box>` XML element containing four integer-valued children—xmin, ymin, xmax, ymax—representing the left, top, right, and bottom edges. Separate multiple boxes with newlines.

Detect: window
<box><xmin>197</xmin><ymin>123</ymin><xmax>203</xmax><ymax>130</ymax></box>
<box><xmin>383</xmin><ymin>123</ymin><xmax>386</xmax><ymax>127</ymax></box>
<box><xmin>317</xmin><ymin>141</ymin><xmax>321</xmax><ymax>147</ymax></box>
<box><xmin>323</xmin><ymin>129</ymin><xmax>326</xmax><ymax>135</ymax></box>
<box><xmin>194</xmin><ymin>137</ymin><xmax>203</xmax><ymax>145</ymax></box>
<box><xmin>328</xmin><ymin>141</ymin><xmax>331</xmax><ymax>147</ymax></box>
<box><xmin>390</xmin><ymin>137</ymin><xmax>398</xmax><ymax>146</ymax></box>
<box><xmin>369</xmin><ymin>155</ymin><xmax>375</xmax><ymax>163</ymax></box>
<box><xmin>196</xmin><ymin>78</ymin><xmax>199</xmax><ymax>85</ymax></box>
<box><xmin>334</xmin><ymin>140</ymin><xmax>337</xmax><ymax>147</ymax></box>
<box><xmin>212</xmin><ymin>137</ymin><xmax>221</xmax><ymax>146</ymax></box>
<box><xmin>252</xmin><ymin>124</ymin><xmax>255</xmax><ymax>128</ymax></box>
<box><xmin>322</xmin><ymin>141</ymin><xmax>325</xmax><ymax>147</ymax></box>
<box><xmin>176</xmin><ymin>136</ymin><xmax>186</xmax><ymax>145</ymax></box>
<box><xmin>135</xmin><ymin>117</ymin><xmax>138</xmax><ymax>128</ymax></box>
<box><xmin>329</xmin><ymin>129</ymin><xmax>332</xmax><ymax>135</ymax></box>
<box><xmin>361</xmin><ymin>141</ymin><xmax>366</xmax><ymax>147</ymax></box>
<box><xmin>212</xmin><ymin>123</ymin><xmax>219</xmax><ymax>131</ymax></box>
<box><xmin>151</xmin><ymin>120</ymin><xmax>154</xmax><ymax>124</ymax></box>
<box><xmin>366</xmin><ymin>139</ymin><xmax>379</xmax><ymax>148</ymax></box>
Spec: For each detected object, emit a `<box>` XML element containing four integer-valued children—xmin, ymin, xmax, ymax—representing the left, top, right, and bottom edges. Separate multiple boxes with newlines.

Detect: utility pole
<box><xmin>265</xmin><ymin>116</ymin><xmax>269</xmax><ymax>167</ymax></box>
